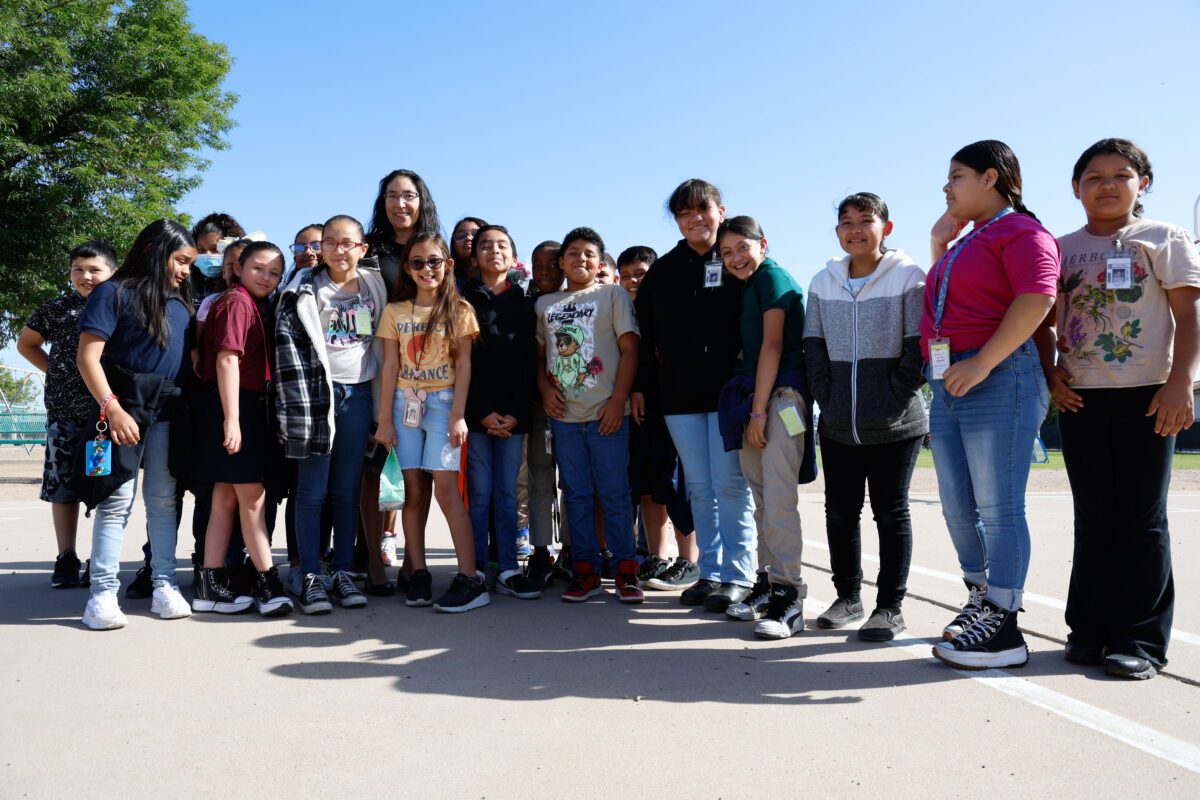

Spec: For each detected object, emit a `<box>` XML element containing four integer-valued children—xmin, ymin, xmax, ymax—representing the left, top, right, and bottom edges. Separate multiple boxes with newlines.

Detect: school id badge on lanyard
<box><xmin>703</xmin><ymin>252</ymin><xmax>724</xmax><ymax>289</ymax></box>
<box><xmin>928</xmin><ymin>208</ymin><xmax>1012</xmax><ymax>380</ymax></box>
<box><xmin>1104</xmin><ymin>240</ymin><xmax>1133</xmax><ymax>290</ymax></box>
<box><xmin>402</xmin><ymin>388</ymin><xmax>428</xmax><ymax>428</ymax></box>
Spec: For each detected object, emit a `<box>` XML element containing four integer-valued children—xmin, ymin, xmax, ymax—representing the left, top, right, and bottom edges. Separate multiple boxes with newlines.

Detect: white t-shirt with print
<box><xmin>1056</xmin><ymin>219</ymin><xmax>1200</xmax><ymax>389</ymax></box>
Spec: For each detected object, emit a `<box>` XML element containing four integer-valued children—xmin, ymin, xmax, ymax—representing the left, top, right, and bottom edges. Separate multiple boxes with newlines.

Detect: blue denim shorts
<box><xmin>393</xmin><ymin>388</ymin><xmax>461</xmax><ymax>472</ymax></box>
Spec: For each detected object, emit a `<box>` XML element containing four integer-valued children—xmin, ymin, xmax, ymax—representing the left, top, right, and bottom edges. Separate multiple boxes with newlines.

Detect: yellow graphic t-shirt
<box><xmin>377</xmin><ymin>300</ymin><xmax>480</xmax><ymax>391</ymax></box>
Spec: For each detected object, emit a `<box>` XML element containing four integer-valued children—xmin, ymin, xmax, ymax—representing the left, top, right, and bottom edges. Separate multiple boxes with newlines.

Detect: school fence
<box><xmin>0</xmin><ymin>364</ymin><xmax>46</xmax><ymax>452</ymax></box>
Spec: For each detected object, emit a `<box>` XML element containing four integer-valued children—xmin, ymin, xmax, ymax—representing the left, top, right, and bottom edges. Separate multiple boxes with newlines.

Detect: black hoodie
<box><xmin>634</xmin><ymin>240</ymin><xmax>745</xmax><ymax>415</ymax></box>
<box><xmin>463</xmin><ymin>279</ymin><xmax>537</xmax><ymax>434</ymax></box>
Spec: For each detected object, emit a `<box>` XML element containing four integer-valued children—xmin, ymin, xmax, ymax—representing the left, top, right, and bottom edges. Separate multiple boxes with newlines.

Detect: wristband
<box><xmin>99</xmin><ymin>394</ymin><xmax>117</xmax><ymax>420</ymax></box>
<box><xmin>749</xmin><ymin>412</ymin><xmax>768</xmax><ymax>419</ymax></box>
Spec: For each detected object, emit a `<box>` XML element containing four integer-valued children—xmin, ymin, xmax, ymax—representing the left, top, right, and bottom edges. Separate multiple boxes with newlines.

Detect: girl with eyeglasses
<box><xmin>361</xmin><ymin>171</ymin><xmax>443</xmax><ymax>593</ymax></box>
<box><xmin>275</xmin><ymin>214</ymin><xmax>388</xmax><ymax>615</ymax></box>
<box><xmin>375</xmin><ymin>233</ymin><xmax>485</xmax><ymax>612</ymax></box>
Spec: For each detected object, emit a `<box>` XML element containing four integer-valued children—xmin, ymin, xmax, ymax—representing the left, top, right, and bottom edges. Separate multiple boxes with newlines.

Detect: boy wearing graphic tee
<box><xmin>536</xmin><ymin>227</ymin><xmax>642</xmax><ymax>604</ymax></box>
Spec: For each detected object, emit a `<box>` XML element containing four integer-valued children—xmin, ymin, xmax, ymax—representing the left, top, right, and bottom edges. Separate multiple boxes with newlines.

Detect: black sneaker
<box><xmin>496</xmin><ymin>569</ymin><xmax>542</xmax><ymax>600</ymax></box>
<box><xmin>754</xmin><ymin>583</ymin><xmax>806</xmax><ymax>639</ymax></box>
<box><xmin>637</xmin><ymin>555</ymin><xmax>671</xmax><ymax>583</ymax></box>
<box><xmin>294</xmin><ymin>573</ymin><xmax>332</xmax><ymax>615</ymax></box>
<box><xmin>52</xmin><ymin>549</ymin><xmax>82</xmax><ymax>588</ymax></box>
<box><xmin>816</xmin><ymin>596</ymin><xmax>865</xmax><ymax>629</ymax></box>
<box><xmin>433</xmin><ymin>572</ymin><xmax>490</xmax><ymax>614</ymax></box>
<box><xmin>125</xmin><ymin>563</ymin><xmax>153</xmax><ymax>599</ymax></box>
<box><xmin>704</xmin><ymin>582</ymin><xmax>751</xmax><ymax>612</ymax></box>
<box><xmin>858</xmin><ymin>607</ymin><xmax>905</xmax><ymax>642</ymax></box>
<box><xmin>525</xmin><ymin>550</ymin><xmax>556</xmax><ymax>589</ymax></box>
<box><xmin>726</xmin><ymin>571</ymin><xmax>771</xmax><ymax>621</ymax></box>
<box><xmin>680</xmin><ymin>577</ymin><xmax>721</xmax><ymax>606</ymax></box>
<box><xmin>405</xmin><ymin>569</ymin><xmax>434</xmax><ymax>607</ymax></box>
<box><xmin>942</xmin><ymin>581</ymin><xmax>986</xmax><ymax>640</ymax></box>
<box><xmin>192</xmin><ymin>567</ymin><xmax>253</xmax><ymax>614</ymax></box>
<box><xmin>328</xmin><ymin>570</ymin><xmax>367</xmax><ymax>608</ymax></box>
<box><xmin>255</xmin><ymin>566</ymin><xmax>294</xmax><ymax>617</ymax></box>
<box><xmin>647</xmin><ymin>558</ymin><xmax>700</xmax><ymax>591</ymax></box>
<box><xmin>933</xmin><ymin>599</ymin><xmax>1028</xmax><ymax>669</ymax></box>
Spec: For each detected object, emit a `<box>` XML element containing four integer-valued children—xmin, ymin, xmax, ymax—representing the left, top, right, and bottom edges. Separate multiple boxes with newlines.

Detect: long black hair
<box><xmin>114</xmin><ymin>219</ymin><xmax>195</xmax><ymax>347</ymax></box>
<box><xmin>365</xmin><ymin>169</ymin><xmax>442</xmax><ymax>249</ymax></box>
<box><xmin>951</xmin><ymin>140</ymin><xmax>1038</xmax><ymax>222</ymax></box>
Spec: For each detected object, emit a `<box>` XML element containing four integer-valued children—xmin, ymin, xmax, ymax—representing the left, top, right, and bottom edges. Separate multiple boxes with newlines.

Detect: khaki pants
<box><xmin>737</xmin><ymin>387</ymin><xmax>805</xmax><ymax>587</ymax></box>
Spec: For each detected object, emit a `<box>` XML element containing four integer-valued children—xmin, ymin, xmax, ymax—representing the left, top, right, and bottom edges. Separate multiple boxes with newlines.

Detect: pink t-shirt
<box><xmin>920</xmin><ymin>212</ymin><xmax>1060</xmax><ymax>359</ymax></box>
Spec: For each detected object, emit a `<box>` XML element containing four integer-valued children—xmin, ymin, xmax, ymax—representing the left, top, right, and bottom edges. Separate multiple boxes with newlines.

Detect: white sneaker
<box><xmin>151</xmin><ymin>583</ymin><xmax>193</xmax><ymax>620</ymax></box>
<box><xmin>753</xmin><ymin>583</ymin><xmax>806</xmax><ymax>640</ymax></box>
<box><xmin>83</xmin><ymin>591</ymin><xmax>127</xmax><ymax>630</ymax></box>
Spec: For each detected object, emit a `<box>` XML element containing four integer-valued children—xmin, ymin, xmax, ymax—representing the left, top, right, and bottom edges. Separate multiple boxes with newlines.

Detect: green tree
<box><xmin>0</xmin><ymin>0</ymin><xmax>236</xmax><ymax>343</ymax></box>
<box><xmin>0</xmin><ymin>365</ymin><xmax>40</xmax><ymax>407</ymax></box>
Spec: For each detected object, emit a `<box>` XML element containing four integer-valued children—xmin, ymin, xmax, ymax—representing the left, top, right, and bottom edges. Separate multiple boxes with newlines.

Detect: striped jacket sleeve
<box><xmin>889</xmin><ymin>267</ymin><xmax>927</xmax><ymax>398</ymax></box>
<box><xmin>802</xmin><ymin>281</ymin><xmax>832</xmax><ymax>410</ymax></box>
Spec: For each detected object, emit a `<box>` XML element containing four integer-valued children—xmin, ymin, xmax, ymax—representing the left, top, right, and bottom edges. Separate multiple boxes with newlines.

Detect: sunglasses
<box><xmin>290</xmin><ymin>242</ymin><xmax>321</xmax><ymax>255</ymax></box>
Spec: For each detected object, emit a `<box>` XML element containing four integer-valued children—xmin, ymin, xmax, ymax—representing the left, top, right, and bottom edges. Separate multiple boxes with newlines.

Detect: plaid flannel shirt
<box><xmin>274</xmin><ymin>270</ymin><xmax>333</xmax><ymax>459</ymax></box>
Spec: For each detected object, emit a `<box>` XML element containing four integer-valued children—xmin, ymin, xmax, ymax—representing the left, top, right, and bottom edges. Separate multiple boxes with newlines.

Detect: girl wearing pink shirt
<box><xmin>921</xmin><ymin>140</ymin><xmax>1058</xmax><ymax>670</ymax></box>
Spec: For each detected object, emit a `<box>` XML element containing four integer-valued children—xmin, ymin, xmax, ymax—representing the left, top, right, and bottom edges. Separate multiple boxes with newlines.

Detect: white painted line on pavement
<box><xmin>887</xmin><ymin>638</ymin><xmax>1200</xmax><ymax>776</ymax></box>
<box><xmin>802</xmin><ymin>537</ymin><xmax>1200</xmax><ymax>648</ymax></box>
<box><xmin>805</xmin><ymin>596</ymin><xmax>1200</xmax><ymax>777</ymax></box>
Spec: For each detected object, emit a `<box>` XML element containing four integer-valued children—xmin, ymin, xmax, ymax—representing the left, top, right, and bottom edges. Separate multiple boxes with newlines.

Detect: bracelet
<box><xmin>749</xmin><ymin>412</ymin><xmax>768</xmax><ymax>419</ymax></box>
<box><xmin>99</xmin><ymin>394</ymin><xmax>116</xmax><ymax>419</ymax></box>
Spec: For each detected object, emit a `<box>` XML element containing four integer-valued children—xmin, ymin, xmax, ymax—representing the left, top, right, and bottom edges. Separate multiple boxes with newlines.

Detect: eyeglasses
<box><xmin>321</xmin><ymin>240</ymin><xmax>366</xmax><ymax>252</ymax></box>
<box><xmin>385</xmin><ymin>191</ymin><xmax>419</xmax><ymax>204</ymax></box>
<box><xmin>451</xmin><ymin>230</ymin><xmax>476</xmax><ymax>243</ymax></box>
<box><xmin>290</xmin><ymin>242</ymin><xmax>321</xmax><ymax>254</ymax></box>
<box><xmin>409</xmin><ymin>258</ymin><xmax>446</xmax><ymax>272</ymax></box>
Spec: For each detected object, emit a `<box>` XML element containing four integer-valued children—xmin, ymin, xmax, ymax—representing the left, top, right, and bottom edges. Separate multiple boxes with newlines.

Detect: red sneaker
<box><xmin>615</xmin><ymin>560</ymin><xmax>644</xmax><ymax>604</ymax></box>
<box><xmin>561</xmin><ymin>562</ymin><xmax>603</xmax><ymax>603</ymax></box>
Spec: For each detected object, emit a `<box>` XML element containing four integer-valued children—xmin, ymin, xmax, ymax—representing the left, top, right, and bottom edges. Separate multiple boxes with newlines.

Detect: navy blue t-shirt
<box><xmin>79</xmin><ymin>281</ymin><xmax>190</xmax><ymax>381</ymax></box>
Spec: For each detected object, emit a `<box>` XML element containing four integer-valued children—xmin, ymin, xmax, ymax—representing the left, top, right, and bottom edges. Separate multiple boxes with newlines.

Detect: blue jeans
<box><xmin>467</xmin><ymin>432</ymin><xmax>526</xmax><ymax>572</ymax></box>
<box><xmin>550</xmin><ymin>417</ymin><xmax>634</xmax><ymax>571</ymax></box>
<box><xmin>296</xmin><ymin>381</ymin><xmax>373</xmax><ymax>575</ymax></box>
<box><xmin>927</xmin><ymin>340</ymin><xmax>1049</xmax><ymax>611</ymax></box>
<box><xmin>664</xmin><ymin>412</ymin><xmax>755</xmax><ymax>586</ymax></box>
<box><xmin>89</xmin><ymin>421</ymin><xmax>178</xmax><ymax>595</ymax></box>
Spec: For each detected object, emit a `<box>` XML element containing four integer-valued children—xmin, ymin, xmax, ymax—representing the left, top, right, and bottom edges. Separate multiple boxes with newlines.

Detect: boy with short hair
<box><xmin>17</xmin><ymin>241</ymin><xmax>117</xmax><ymax>587</ymax></box>
<box><xmin>536</xmin><ymin>228</ymin><xmax>642</xmax><ymax>603</ymax></box>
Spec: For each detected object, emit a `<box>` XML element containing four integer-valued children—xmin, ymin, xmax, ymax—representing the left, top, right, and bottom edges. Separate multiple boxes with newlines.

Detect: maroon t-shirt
<box><xmin>200</xmin><ymin>287</ymin><xmax>271</xmax><ymax>392</ymax></box>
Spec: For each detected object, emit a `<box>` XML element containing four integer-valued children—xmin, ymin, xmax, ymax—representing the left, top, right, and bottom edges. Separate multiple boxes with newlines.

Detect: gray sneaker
<box><xmin>858</xmin><ymin>607</ymin><xmax>905</xmax><ymax>641</ymax></box>
<box><xmin>816</xmin><ymin>596</ymin><xmax>865</xmax><ymax>629</ymax></box>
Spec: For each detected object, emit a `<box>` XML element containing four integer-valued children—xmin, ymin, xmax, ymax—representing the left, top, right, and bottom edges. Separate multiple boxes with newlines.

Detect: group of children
<box><xmin>18</xmin><ymin>137</ymin><xmax>1198</xmax><ymax>681</ymax></box>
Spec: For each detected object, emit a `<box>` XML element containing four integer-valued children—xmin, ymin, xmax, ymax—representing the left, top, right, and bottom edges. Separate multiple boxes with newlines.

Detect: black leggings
<box><xmin>1059</xmin><ymin>385</ymin><xmax>1175</xmax><ymax>666</ymax></box>
<box><xmin>819</xmin><ymin>435</ymin><xmax>922</xmax><ymax>609</ymax></box>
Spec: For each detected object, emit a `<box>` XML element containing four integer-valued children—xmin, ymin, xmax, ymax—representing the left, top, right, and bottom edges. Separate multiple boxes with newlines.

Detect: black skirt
<box><xmin>196</xmin><ymin>384</ymin><xmax>268</xmax><ymax>485</ymax></box>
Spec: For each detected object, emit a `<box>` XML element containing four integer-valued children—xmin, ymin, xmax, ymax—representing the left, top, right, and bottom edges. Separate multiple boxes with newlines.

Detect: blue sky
<box><xmin>4</xmin><ymin>0</ymin><xmax>1199</xmax><ymax>372</ymax></box>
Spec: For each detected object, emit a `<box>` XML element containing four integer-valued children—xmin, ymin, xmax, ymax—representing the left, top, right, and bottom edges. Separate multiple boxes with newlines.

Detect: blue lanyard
<box><xmin>932</xmin><ymin>208</ymin><xmax>1012</xmax><ymax>336</ymax></box>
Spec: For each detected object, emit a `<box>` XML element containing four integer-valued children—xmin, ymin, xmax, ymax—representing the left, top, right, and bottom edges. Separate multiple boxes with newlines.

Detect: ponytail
<box><xmin>952</xmin><ymin>140</ymin><xmax>1038</xmax><ymax>222</ymax></box>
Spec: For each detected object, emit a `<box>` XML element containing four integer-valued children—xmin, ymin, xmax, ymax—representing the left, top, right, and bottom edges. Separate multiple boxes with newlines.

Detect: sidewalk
<box><xmin>1</xmin><ymin>446</ymin><xmax>1198</xmax><ymax>798</ymax></box>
